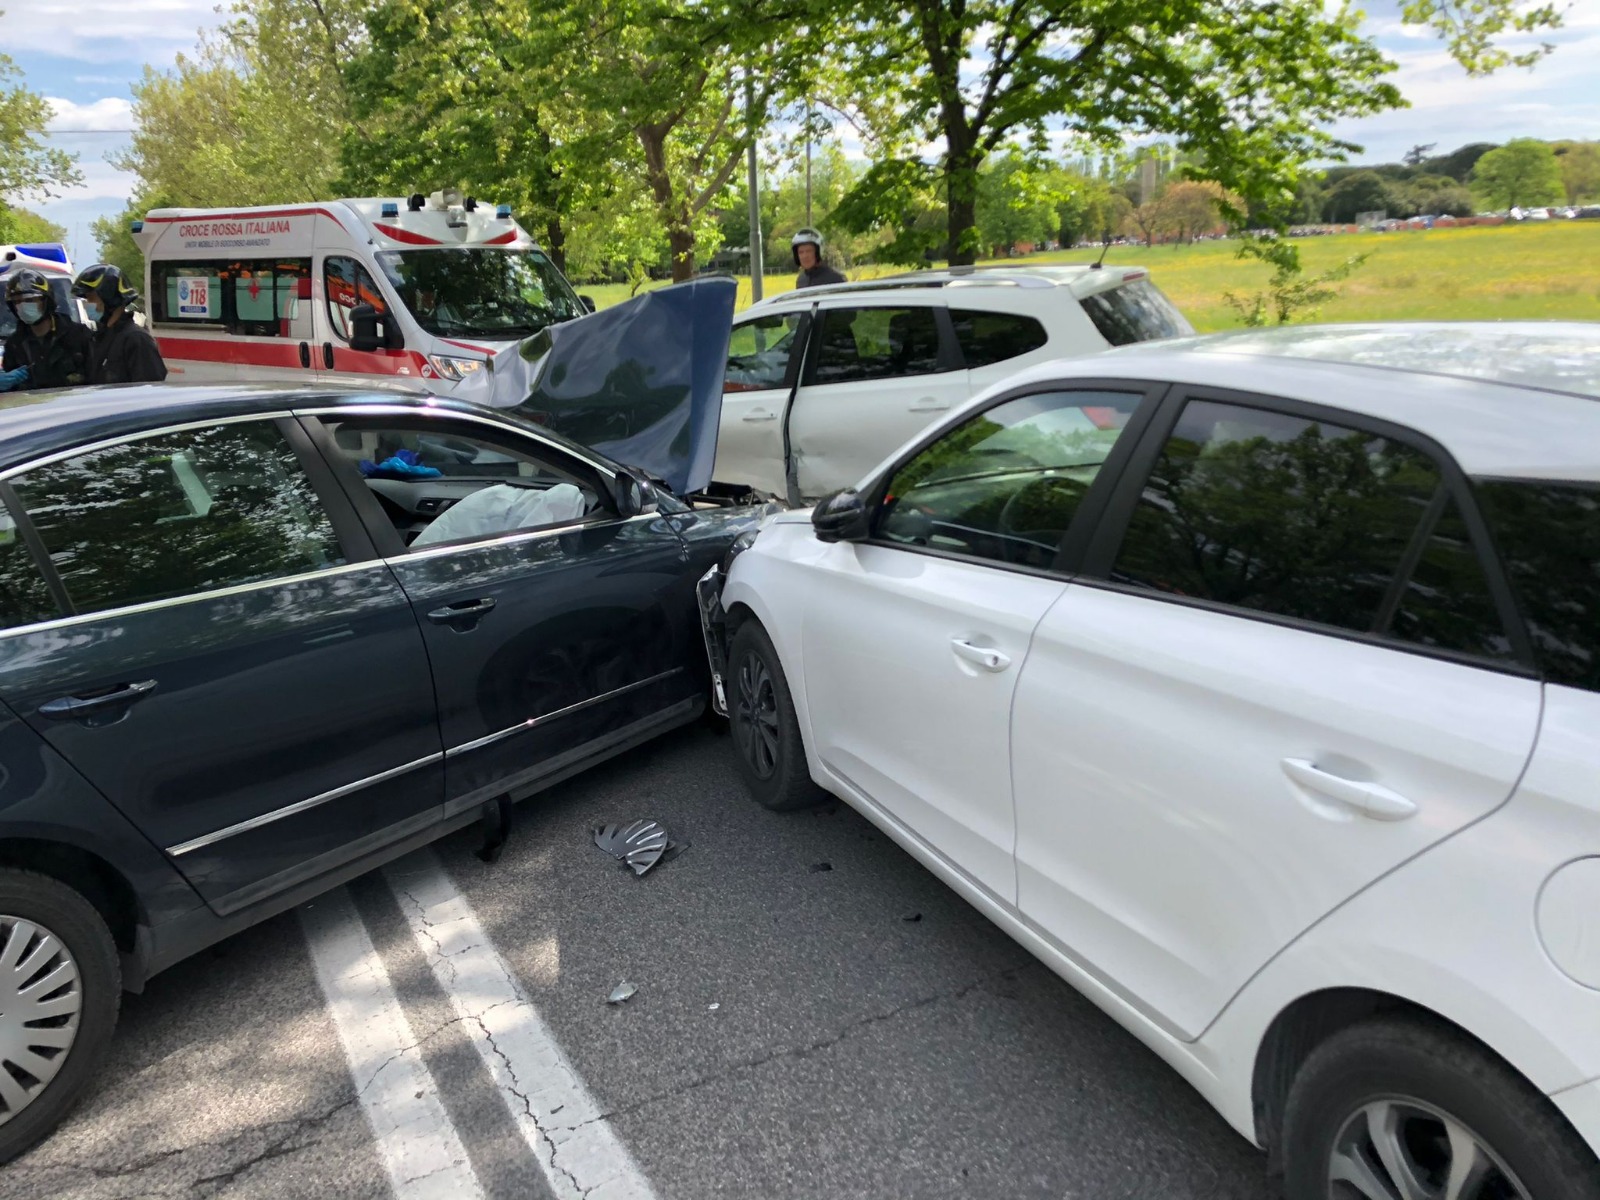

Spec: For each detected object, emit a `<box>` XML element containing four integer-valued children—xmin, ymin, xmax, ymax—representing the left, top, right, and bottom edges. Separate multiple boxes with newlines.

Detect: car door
<box><xmin>713</xmin><ymin>308</ymin><xmax>808</xmax><ymax>498</ymax></box>
<box><xmin>301</xmin><ymin>407</ymin><xmax>702</xmax><ymax>817</ymax></box>
<box><xmin>788</xmin><ymin>303</ymin><xmax>965</xmax><ymax>501</ymax></box>
<box><xmin>0</xmin><ymin>415</ymin><xmax>444</xmax><ymax>915</ymax></box>
<box><xmin>798</xmin><ymin>385</ymin><xmax>1158</xmax><ymax>900</ymax></box>
<box><xmin>1011</xmin><ymin>390</ymin><xmax>1544</xmax><ymax>1039</ymax></box>
<box><xmin>319</xmin><ymin>253</ymin><xmax>418</xmax><ymax>385</ymax></box>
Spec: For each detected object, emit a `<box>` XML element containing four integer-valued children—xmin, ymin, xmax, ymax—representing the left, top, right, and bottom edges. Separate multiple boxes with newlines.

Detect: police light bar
<box><xmin>496</xmin><ymin>204</ymin><xmax>513</xmax><ymax>219</ymax></box>
<box><xmin>381</xmin><ymin>202</ymin><xmax>400</xmax><ymax>218</ymax></box>
<box><xmin>16</xmin><ymin>243</ymin><xmax>68</xmax><ymax>264</ymax></box>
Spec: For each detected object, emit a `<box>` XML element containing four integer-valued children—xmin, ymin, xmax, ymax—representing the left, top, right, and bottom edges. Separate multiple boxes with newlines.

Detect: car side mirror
<box><xmin>812</xmin><ymin>489</ymin><xmax>871</xmax><ymax>543</ymax></box>
<box><xmin>580</xmin><ymin>295</ymin><xmax>597</xmax><ymax>313</ymax></box>
<box><xmin>350</xmin><ymin>303</ymin><xmax>404</xmax><ymax>352</ymax></box>
<box><xmin>616</xmin><ymin>471</ymin><xmax>659</xmax><ymax>518</ymax></box>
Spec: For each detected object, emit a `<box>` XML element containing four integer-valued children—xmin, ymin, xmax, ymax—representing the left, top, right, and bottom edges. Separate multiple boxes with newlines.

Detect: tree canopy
<box><xmin>1472</xmin><ymin>139</ymin><xmax>1565</xmax><ymax>210</ymax></box>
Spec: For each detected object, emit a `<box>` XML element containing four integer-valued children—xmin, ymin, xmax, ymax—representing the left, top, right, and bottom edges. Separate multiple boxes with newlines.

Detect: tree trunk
<box><xmin>544</xmin><ymin>216</ymin><xmax>567</xmax><ymax>274</ymax></box>
<box><xmin>945</xmin><ymin>145</ymin><xmax>980</xmax><ymax>266</ymax></box>
<box><xmin>638</xmin><ymin>123</ymin><xmax>696</xmax><ymax>282</ymax></box>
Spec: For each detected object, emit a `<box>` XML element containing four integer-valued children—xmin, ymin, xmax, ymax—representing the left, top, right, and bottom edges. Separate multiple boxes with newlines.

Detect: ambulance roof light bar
<box><xmin>380</xmin><ymin>201</ymin><xmax>399</xmax><ymax>218</ymax></box>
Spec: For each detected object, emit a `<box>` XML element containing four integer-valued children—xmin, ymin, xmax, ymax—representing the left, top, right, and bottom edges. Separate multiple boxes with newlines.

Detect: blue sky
<box><xmin>6</xmin><ymin>0</ymin><xmax>1599</xmax><ymax>266</ymax></box>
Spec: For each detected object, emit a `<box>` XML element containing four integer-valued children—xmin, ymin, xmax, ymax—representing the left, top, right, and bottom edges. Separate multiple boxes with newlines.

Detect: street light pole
<box><xmin>804</xmin><ymin>97</ymin><xmax>813</xmax><ymax>227</ymax></box>
<box><xmin>746</xmin><ymin>72</ymin><xmax>764</xmax><ymax>303</ymax></box>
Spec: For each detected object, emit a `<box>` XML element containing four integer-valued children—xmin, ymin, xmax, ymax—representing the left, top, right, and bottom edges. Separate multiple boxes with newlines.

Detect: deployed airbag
<box><xmin>411</xmin><ymin>481</ymin><xmax>589</xmax><ymax>547</ymax></box>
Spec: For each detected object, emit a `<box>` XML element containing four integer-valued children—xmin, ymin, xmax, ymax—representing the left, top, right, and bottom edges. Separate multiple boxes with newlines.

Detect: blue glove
<box><xmin>0</xmin><ymin>366</ymin><xmax>29</xmax><ymax>392</ymax></box>
<box><xmin>359</xmin><ymin>448</ymin><xmax>443</xmax><ymax>480</ymax></box>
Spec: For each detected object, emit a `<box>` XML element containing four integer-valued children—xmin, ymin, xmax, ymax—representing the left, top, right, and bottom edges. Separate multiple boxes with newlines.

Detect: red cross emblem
<box><xmin>247</xmin><ymin>279</ymin><xmax>261</xmax><ymax>300</ymax></box>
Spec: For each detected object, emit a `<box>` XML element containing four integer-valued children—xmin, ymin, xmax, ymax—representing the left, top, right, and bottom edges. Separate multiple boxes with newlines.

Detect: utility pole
<box><xmin>804</xmin><ymin>98</ymin><xmax>813</xmax><ymax>227</ymax></box>
<box><xmin>746</xmin><ymin>72</ymin><xmax>764</xmax><ymax>302</ymax></box>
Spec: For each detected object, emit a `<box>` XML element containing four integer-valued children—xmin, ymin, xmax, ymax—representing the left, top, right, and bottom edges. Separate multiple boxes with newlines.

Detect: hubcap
<box><xmin>734</xmin><ymin>650</ymin><xmax>780</xmax><ymax>780</ymax></box>
<box><xmin>1329</xmin><ymin>1097</ymin><xmax>1530</xmax><ymax>1200</ymax></box>
<box><xmin>0</xmin><ymin>915</ymin><xmax>82</xmax><ymax>1127</ymax></box>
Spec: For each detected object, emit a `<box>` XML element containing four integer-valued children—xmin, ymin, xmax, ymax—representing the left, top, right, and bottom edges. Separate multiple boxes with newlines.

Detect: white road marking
<box><xmin>300</xmin><ymin>888</ymin><xmax>487</xmax><ymax>1200</ymax></box>
<box><xmin>385</xmin><ymin>850</ymin><xmax>658</xmax><ymax>1200</ymax></box>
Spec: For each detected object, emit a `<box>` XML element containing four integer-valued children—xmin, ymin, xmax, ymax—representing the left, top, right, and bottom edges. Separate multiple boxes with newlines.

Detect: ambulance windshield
<box><xmin>376</xmin><ymin>248</ymin><xmax>583</xmax><ymax>341</ymax></box>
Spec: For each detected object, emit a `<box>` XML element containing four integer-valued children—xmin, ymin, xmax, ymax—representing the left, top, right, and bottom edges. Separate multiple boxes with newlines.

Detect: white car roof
<box><xmin>989</xmin><ymin>322</ymin><xmax>1600</xmax><ymax>482</ymax></box>
<box><xmin>744</xmin><ymin>263</ymin><xmax>1145</xmax><ymax>311</ymax></box>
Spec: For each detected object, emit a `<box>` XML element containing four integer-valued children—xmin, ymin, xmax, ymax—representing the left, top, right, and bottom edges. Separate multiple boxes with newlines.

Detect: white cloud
<box><xmin>1</xmin><ymin>0</ymin><xmax>224</xmax><ymax>65</ymax></box>
<box><xmin>46</xmin><ymin>96</ymin><xmax>135</xmax><ymax>133</ymax></box>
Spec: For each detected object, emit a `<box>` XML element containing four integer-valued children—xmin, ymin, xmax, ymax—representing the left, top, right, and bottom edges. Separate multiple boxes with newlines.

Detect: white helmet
<box><xmin>791</xmin><ymin>227</ymin><xmax>823</xmax><ymax>264</ymax></box>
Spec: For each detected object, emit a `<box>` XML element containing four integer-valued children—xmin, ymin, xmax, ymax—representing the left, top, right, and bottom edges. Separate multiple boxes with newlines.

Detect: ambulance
<box><xmin>0</xmin><ymin>243</ymin><xmax>90</xmax><ymax>340</ymax></box>
<box><xmin>131</xmin><ymin>191</ymin><xmax>590</xmax><ymax>404</ymax></box>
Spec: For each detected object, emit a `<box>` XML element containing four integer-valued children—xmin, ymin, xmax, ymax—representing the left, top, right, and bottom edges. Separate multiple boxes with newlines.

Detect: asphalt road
<box><xmin>2</xmin><ymin>725</ymin><xmax>1276</xmax><ymax>1200</ymax></box>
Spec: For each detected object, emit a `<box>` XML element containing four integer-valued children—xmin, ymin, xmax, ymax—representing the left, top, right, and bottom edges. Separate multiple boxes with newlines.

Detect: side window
<box><xmin>1109</xmin><ymin>399</ymin><xmax>1512</xmax><ymax>652</ymax></box>
<box><xmin>950</xmin><ymin>309</ymin><xmax>1048</xmax><ymax>369</ymax></box>
<box><xmin>877</xmin><ymin>390</ymin><xmax>1144</xmax><ymax>569</ymax></box>
<box><xmin>725</xmin><ymin>314</ymin><xmax>800</xmax><ymax>392</ymax></box>
<box><xmin>1476</xmin><ymin>480</ymin><xmax>1600</xmax><ymax>690</ymax></box>
<box><xmin>812</xmin><ymin>306</ymin><xmax>942</xmax><ymax>385</ymax></box>
<box><xmin>11</xmin><ymin>421</ymin><xmax>344</xmax><ymax>617</ymax></box>
<box><xmin>319</xmin><ymin>419</ymin><xmax>608</xmax><ymax>550</ymax></box>
<box><xmin>151</xmin><ymin>258</ymin><xmax>312</xmax><ymax>338</ymax></box>
<box><xmin>0</xmin><ymin>504</ymin><xmax>59</xmax><ymax>628</ymax></box>
<box><xmin>325</xmin><ymin>257</ymin><xmax>388</xmax><ymax>343</ymax></box>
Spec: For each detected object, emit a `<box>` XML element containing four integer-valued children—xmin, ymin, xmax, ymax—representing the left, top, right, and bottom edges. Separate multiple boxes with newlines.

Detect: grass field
<box><xmin>578</xmin><ymin>221</ymin><xmax>1600</xmax><ymax>329</ymax></box>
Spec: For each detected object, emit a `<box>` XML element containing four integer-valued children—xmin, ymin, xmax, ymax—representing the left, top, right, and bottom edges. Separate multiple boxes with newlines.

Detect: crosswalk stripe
<box><xmin>301</xmin><ymin>888</ymin><xmax>488</xmax><ymax>1200</ymax></box>
<box><xmin>384</xmin><ymin>850</ymin><xmax>658</xmax><ymax>1200</ymax></box>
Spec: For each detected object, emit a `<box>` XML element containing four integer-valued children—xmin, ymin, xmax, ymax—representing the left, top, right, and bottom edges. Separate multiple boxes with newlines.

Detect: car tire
<box><xmin>1281</xmin><ymin>1014</ymin><xmax>1600</xmax><ymax>1200</ymax></box>
<box><xmin>0</xmin><ymin>870</ymin><xmax>121</xmax><ymax>1164</ymax></box>
<box><xmin>727</xmin><ymin>622</ymin><xmax>827</xmax><ymax>811</ymax></box>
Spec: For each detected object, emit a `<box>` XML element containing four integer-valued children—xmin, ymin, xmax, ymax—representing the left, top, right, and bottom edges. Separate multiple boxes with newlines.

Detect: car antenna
<box><xmin>1090</xmin><ymin>230</ymin><xmax>1112</xmax><ymax>270</ymax></box>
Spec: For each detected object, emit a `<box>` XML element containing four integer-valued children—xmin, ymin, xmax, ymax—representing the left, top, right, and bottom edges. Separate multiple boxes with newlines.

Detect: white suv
<box><xmin>711</xmin><ymin>264</ymin><xmax>1191</xmax><ymax>504</ymax></box>
<box><xmin>703</xmin><ymin>322</ymin><xmax>1600</xmax><ymax>1200</ymax></box>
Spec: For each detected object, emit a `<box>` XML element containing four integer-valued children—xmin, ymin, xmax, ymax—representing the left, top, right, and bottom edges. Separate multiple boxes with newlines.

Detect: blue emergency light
<box><xmin>17</xmin><ymin>243</ymin><xmax>68</xmax><ymax>264</ymax></box>
<box><xmin>496</xmin><ymin>204</ymin><xmax>512</xmax><ymax>219</ymax></box>
<box><xmin>381</xmin><ymin>202</ymin><xmax>400</xmax><ymax>218</ymax></box>
<box><xmin>130</xmin><ymin>221</ymin><xmax>143</xmax><ymax>234</ymax></box>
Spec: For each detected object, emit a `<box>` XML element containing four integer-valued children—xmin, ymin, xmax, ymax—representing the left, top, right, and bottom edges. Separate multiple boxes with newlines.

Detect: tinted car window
<box><xmin>13</xmin><ymin>421</ymin><xmax>344</xmax><ymax>616</ymax></box>
<box><xmin>325</xmin><ymin>256</ymin><xmax>388</xmax><ymax>342</ymax></box>
<box><xmin>0</xmin><ymin>503</ymin><xmax>58</xmax><ymax>628</ymax></box>
<box><xmin>1385</xmin><ymin>497</ymin><xmax>1513</xmax><ymax>661</ymax></box>
<box><xmin>950</xmin><ymin>309</ymin><xmax>1048</xmax><ymax>368</ymax></box>
<box><xmin>813</xmin><ymin>306</ymin><xmax>942</xmax><ymax>385</ymax></box>
<box><xmin>1476</xmin><ymin>480</ymin><xmax>1600</xmax><ymax>691</ymax></box>
<box><xmin>878</xmin><ymin>390</ymin><xmax>1143</xmax><ymax>569</ymax></box>
<box><xmin>725</xmin><ymin>313</ymin><xmax>800</xmax><ymax>392</ymax></box>
<box><xmin>1111</xmin><ymin>400</ymin><xmax>1441</xmax><ymax>634</ymax></box>
<box><xmin>1079</xmin><ymin>278</ymin><xmax>1192</xmax><ymax>346</ymax></box>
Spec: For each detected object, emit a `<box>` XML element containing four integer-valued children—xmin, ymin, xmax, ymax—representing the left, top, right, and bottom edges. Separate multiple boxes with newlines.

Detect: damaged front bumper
<box><xmin>697</xmin><ymin>562</ymin><xmax>732</xmax><ymax>717</ymax></box>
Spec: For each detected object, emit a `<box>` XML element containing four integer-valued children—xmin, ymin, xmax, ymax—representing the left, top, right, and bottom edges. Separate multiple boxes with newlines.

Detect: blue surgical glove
<box><xmin>0</xmin><ymin>366</ymin><xmax>29</xmax><ymax>392</ymax></box>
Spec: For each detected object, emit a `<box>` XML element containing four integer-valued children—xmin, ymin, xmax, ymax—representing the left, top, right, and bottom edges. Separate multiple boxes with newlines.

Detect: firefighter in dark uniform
<box><xmin>72</xmin><ymin>263</ymin><xmax>167</xmax><ymax>385</ymax></box>
<box><xmin>1</xmin><ymin>268</ymin><xmax>92</xmax><ymax>391</ymax></box>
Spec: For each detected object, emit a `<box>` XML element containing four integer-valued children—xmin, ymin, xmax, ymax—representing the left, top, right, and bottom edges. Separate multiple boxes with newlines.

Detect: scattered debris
<box><xmin>808</xmin><ymin>861</ymin><xmax>833</xmax><ymax>873</ymax></box>
<box><xmin>607</xmin><ymin>981</ymin><xmax>638</xmax><ymax>1004</ymax></box>
<box><xmin>901</xmin><ymin>913</ymin><xmax>923</xmax><ymax>923</ymax></box>
<box><xmin>593</xmin><ymin>820</ymin><xmax>682</xmax><ymax>876</ymax></box>
<box><xmin>707</xmin><ymin>1002</ymin><xmax>720</xmax><ymax>1011</ymax></box>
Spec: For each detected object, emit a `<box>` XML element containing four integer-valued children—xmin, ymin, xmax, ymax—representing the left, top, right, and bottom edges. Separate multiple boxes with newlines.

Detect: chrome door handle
<box><xmin>951</xmin><ymin>639</ymin><xmax>1010</xmax><ymax>672</ymax></box>
<box><xmin>1281</xmin><ymin>758</ymin><xmax>1417</xmax><ymax>821</ymax></box>
<box><xmin>39</xmin><ymin>679</ymin><xmax>158</xmax><ymax>720</ymax></box>
<box><xmin>741</xmin><ymin>408</ymin><xmax>777</xmax><ymax>422</ymax></box>
<box><xmin>910</xmin><ymin>397</ymin><xmax>951</xmax><ymax>412</ymax></box>
<box><xmin>427</xmin><ymin>597</ymin><xmax>497</xmax><ymax>629</ymax></box>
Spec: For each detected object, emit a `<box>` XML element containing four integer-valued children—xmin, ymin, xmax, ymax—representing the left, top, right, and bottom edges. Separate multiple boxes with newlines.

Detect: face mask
<box><xmin>85</xmin><ymin>300</ymin><xmax>104</xmax><ymax>323</ymax></box>
<box><xmin>15</xmin><ymin>301</ymin><xmax>46</xmax><ymax>325</ymax></box>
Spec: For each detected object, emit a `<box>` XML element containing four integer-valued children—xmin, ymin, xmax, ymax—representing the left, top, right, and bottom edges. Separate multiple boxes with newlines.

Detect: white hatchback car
<box><xmin>701</xmin><ymin>323</ymin><xmax>1600</xmax><ymax>1200</ymax></box>
<box><xmin>711</xmin><ymin>264</ymin><xmax>1192</xmax><ymax>505</ymax></box>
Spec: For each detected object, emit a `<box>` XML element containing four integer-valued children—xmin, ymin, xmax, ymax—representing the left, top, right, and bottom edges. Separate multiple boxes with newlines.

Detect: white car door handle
<box><xmin>742</xmin><ymin>408</ymin><xmax>777</xmax><ymax>422</ymax></box>
<box><xmin>910</xmin><ymin>397</ymin><xmax>951</xmax><ymax>412</ymax></box>
<box><xmin>951</xmin><ymin>639</ymin><xmax>1011</xmax><ymax>672</ymax></box>
<box><xmin>1281</xmin><ymin>758</ymin><xmax>1418</xmax><ymax>821</ymax></box>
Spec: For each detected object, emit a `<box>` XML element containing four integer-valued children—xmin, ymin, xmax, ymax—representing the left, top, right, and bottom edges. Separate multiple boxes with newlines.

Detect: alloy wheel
<box><xmin>1329</xmin><ymin>1097</ymin><xmax>1531</xmax><ymax>1200</ymax></box>
<box><xmin>734</xmin><ymin>651</ymin><xmax>780</xmax><ymax>780</ymax></box>
<box><xmin>0</xmin><ymin>915</ymin><xmax>82</xmax><ymax>1127</ymax></box>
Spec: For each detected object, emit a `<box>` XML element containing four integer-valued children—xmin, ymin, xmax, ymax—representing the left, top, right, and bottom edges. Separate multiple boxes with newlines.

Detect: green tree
<box><xmin>0</xmin><ymin>206</ymin><xmax>67</xmax><ymax>245</ymax></box>
<box><xmin>1471</xmin><ymin>139</ymin><xmax>1565</xmax><ymax>210</ymax></box>
<box><xmin>1323</xmin><ymin>170</ymin><xmax>1392</xmax><ymax>223</ymax></box>
<box><xmin>829</xmin><ymin>0</ymin><xmax>1402</xmax><ymax>266</ymax></box>
<box><xmin>1554</xmin><ymin>142</ymin><xmax>1600</xmax><ymax>204</ymax></box>
<box><xmin>0</xmin><ymin>33</ymin><xmax>82</xmax><ymax>233</ymax></box>
<box><xmin>1401</xmin><ymin>0</ymin><xmax>1564</xmax><ymax>74</ymax></box>
<box><xmin>975</xmin><ymin>151</ymin><xmax>1070</xmax><ymax>255</ymax></box>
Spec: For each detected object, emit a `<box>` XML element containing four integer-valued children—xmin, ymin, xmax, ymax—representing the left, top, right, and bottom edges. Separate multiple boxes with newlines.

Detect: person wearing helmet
<box><xmin>1</xmin><ymin>267</ymin><xmax>92</xmax><ymax>392</ymax></box>
<box><xmin>72</xmin><ymin>263</ymin><xmax>167</xmax><ymax>385</ymax></box>
<box><xmin>792</xmin><ymin>228</ymin><xmax>845</xmax><ymax>290</ymax></box>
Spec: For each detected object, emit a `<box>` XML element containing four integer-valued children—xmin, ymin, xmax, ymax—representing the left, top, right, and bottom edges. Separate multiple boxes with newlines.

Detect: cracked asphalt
<box><xmin>3</xmin><ymin>725</ymin><xmax>1276</xmax><ymax>1199</ymax></box>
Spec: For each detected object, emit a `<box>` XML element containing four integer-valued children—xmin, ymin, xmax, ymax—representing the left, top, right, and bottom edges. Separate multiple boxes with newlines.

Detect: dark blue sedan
<box><xmin>0</xmin><ymin>283</ymin><xmax>765</xmax><ymax>1158</ymax></box>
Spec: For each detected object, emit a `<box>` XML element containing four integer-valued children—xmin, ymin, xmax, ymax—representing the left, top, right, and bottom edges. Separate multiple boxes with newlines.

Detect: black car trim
<box><xmin>165</xmin><ymin>749</ymin><xmax>445</xmax><ymax>857</ymax></box>
<box><xmin>442</xmin><ymin>667</ymin><xmax>686</xmax><ymax>759</ymax></box>
<box><xmin>0</xmin><ymin>559</ymin><xmax>393</xmax><ymax>641</ymax></box>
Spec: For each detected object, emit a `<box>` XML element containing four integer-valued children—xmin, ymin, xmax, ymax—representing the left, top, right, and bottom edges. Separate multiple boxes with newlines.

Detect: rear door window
<box><xmin>1476</xmin><ymin>480</ymin><xmax>1600</xmax><ymax>691</ymax></box>
<box><xmin>950</xmin><ymin>310</ymin><xmax>1048</xmax><ymax>368</ymax></box>
<box><xmin>1079</xmin><ymin>278</ymin><xmax>1192</xmax><ymax>346</ymax></box>
<box><xmin>811</xmin><ymin>306</ymin><xmax>944</xmax><ymax>384</ymax></box>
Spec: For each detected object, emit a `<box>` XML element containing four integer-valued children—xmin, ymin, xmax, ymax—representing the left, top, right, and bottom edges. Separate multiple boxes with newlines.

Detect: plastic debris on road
<box><xmin>808</xmin><ymin>861</ymin><xmax>833</xmax><ymax>873</ymax></box>
<box><xmin>607</xmin><ymin>981</ymin><xmax>638</xmax><ymax>1004</ymax></box>
<box><xmin>592</xmin><ymin>819</ymin><xmax>685</xmax><ymax>876</ymax></box>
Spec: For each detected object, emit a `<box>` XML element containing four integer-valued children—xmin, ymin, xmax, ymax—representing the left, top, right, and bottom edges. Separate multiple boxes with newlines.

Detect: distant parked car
<box><xmin>702</xmin><ymin>321</ymin><xmax>1600</xmax><ymax>1200</ymax></box>
<box><xmin>712</xmin><ymin>264</ymin><xmax>1192</xmax><ymax>504</ymax></box>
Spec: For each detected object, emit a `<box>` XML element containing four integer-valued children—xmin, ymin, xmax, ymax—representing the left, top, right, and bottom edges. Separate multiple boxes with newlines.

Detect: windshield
<box><xmin>376</xmin><ymin>248</ymin><xmax>584</xmax><ymax>341</ymax></box>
